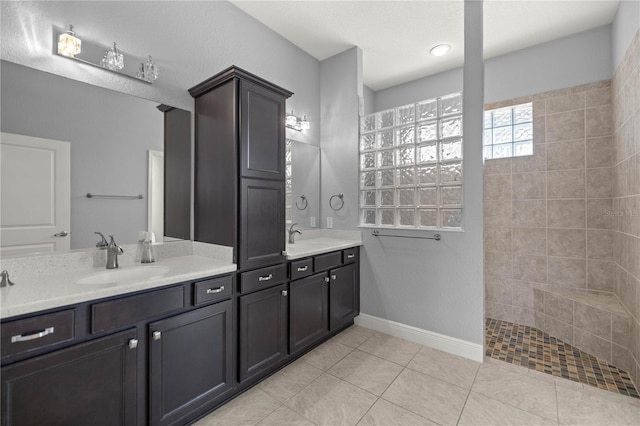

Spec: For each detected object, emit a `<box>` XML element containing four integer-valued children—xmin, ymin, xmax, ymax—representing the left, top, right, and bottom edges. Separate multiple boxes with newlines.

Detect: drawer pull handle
<box><xmin>153</xmin><ymin>331</ymin><xmax>162</xmax><ymax>341</ymax></box>
<box><xmin>206</xmin><ymin>286</ymin><xmax>225</xmax><ymax>294</ymax></box>
<box><xmin>331</xmin><ymin>274</ymin><xmax>337</xmax><ymax>280</ymax></box>
<box><xmin>259</xmin><ymin>274</ymin><xmax>273</xmax><ymax>281</ymax></box>
<box><xmin>297</xmin><ymin>266</ymin><xmax>308</xmax><ymax>272</ymax></box>
<box><xmin>11</xmin><ymin>327</ymin><xmax>54</xmax><ymax>343</ymax></box>
<box><xmin>128</xmin><ymin>339</ymin><xmax>138</xmax><ymax>349</ymax></box>
<box><xmin>347</xmin><ymin>254</ymin><xmax>355</xmax><ymax>259</ymax></box>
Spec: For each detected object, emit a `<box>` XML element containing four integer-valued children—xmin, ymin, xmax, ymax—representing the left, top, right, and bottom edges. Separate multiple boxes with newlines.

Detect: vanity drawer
<box><xmin>194</xmin><ymin>275</ymin><xmax>233</xmax><ymax>305</ymax></box>
<box><xmin>343</xmin><ymin>247</ymin><xmax>359</xmax><ymax>264</ymax></box>
<box><xmin>1</xmin><ymin>309</ymin><xmax>75</xmax><ymax>360</ymax></box>
<box><xmin>289</xmin><ymin>258</ymin><xmax>314</xmax><ymax>281</ymax></box>
<box><xmin>314</xmin><ymin>251</ymin><xmax>342</xmax><ymax>272</ymax></box>
<box><xmin>91</xmin><ymin>286</ymin><xmax>185</xmax><ymax>333</ymax></box>
<box><xmin>240</xmin><ymin>264</ymin><xmax>288</xmax><ymax>294</ymax></box>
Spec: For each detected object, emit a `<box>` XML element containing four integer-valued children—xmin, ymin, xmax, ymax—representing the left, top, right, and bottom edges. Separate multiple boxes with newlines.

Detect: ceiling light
<box><xmin>430</xmin><ymin>44</ymin><xmax>451</xmax><ymax>57</ymax></box>
<box><xmin>57</xmin><ymin>25</ymin><xmax>81</xmax><ymax>57</ymax></box>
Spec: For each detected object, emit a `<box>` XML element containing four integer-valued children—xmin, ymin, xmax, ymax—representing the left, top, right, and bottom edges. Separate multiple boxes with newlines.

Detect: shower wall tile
<box><xmin>512</xmin><ymin>307</ymin><xmax>535</xmax><ymax>327</ymax></box>
<box><xmin>612</xmin><ymin>313</ymin><xmax>630</xmax><ymax>347</ymax></box>
<box><xmin>546</xmin><ymin>140</ymin><xmax>586</xmax><ymax>171</ymax></box>
<box><xmin>484</xmin><ymin>174</ymin><xmax>512</xmax><ymax>200</ymax></box>
<box><xmin>547</xmin><ymin>199</ymin><xmax>586</xmax><ymax>228</ymax></box>
<box><xmin>546</xmin><ymin>92</ymin><xmax>585</xmax><ymax>114</ymax></box>
<box><xmin>484</xmin><ymin>226</ymin><xmax>512</xmax><ymax>252</ymax></box>
<box><xmin>585</xmin><ymin>105</ymin><xmax>613</xmax><ymax>137</ymax></box>
<box><xmin>574</xmin><ymin>302</ymin><xmax>611</xmax><ymax>341</ymax></box>
<box><xmin>547</xmin><ymin>257</ymin><xmax>587</xmax><ymax>288</ymax></box>
<box><xmin>485</xmin><ymin>251</ymin><xmax>512</xmax><ymax>278</ymax></box>
<box><xmin>547</xmin><ymin>228</ymin><xmax>586</xmax><ymax>258</ymax></box>
<box><xmin>585</xmin><ymin>87</ymin><xmax>612</xmax><ymax>107</ymax></box>
<box><xmin>547</xmin><ymin>169</ymin><xmax>585</xmax><ymax>199</ymax></box>
<box><xmin>484</xmin><ymin>200</ymin><xmax>512</xmax><ymax>227</ymax></box>
<box><xmin>484</xmin><ymin>157</ymin><xmax>511</xmax><ymax>175</ymax></box>
<box><xmin>544</xmin><ymin>292</ymin><xmax>574</xmax><ymax>324</ymax></box>
<box><xmin>586</xmin><ymin>137</ymin><xmax>614</xmax><ymax>168</ymax></box>
<box><xmin>513</xmin><ymin>254</ymin><xmax>547</xmax><ymax>283</ymax></box>
<box><xmin>544</xmin><ymin>315</ymin><xmax>573</xmax><ymax>343</ymax></box>
<box><xmin>512</xmin><ymin>227</ymin><xmax>546</xmax><ymax>255</ymax></box>
<box><xmin>512</xmin><ymin>143</ymin><xmax>546</xmax><ymax>172</ymax></box>
<box><xmin>586</xmin><ymin>167</ymin><xmax>612</xmax><ymax>199</ymax></box>
<box><xmin>533</xmin><ymin>118</ymin><xmax>546</xmax><ymax>144</ymax></box>
<box><xmin>546</xmin><ymin>111</ymin><xmax>585</xmax><ymax>142</ymax></box>
<box><xmin>511</xmin><ymin>172</ymin><xmax>546</xmax><ymax>199</ymax></box>
<box><xmin>586</xmin><ymin>199</ymin><xmax>614</xmax><ymax>229</ymax></box>
<box><xmin>485</xmin><ymin>275</ymin><xmax>512</xmax><ymax>305</ymax></box>
<box><xmin>587</xmin><ymin>229</ymin><xmax>614</xmax><ymax>260</ymax></box>
<box><xmin>587</xmin><ymin>260</ymin><xmax>616</xmax><ymax>292</ymax></box>
<box><xmin>512</xmin><ymin>200</ymin><xmax>546</xmax><ymax>227</ymax></box>
<box><xmin>512</xmin><ymin>280</ymin><xmax>535</xmax><ymax>309</ymax></box>
<box><xmin>573</xmin><ymin>328</ymin><xmax>611</xmax><ymax>361</ymax></box>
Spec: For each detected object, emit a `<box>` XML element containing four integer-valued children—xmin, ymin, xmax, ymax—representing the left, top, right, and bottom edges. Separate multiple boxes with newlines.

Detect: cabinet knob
<box><xmin>324</xmin><ymin>277</ymin><xmax>330</xmax><ymax>283</ymax></box>
<box><xmin>128</xmin><ymin>339</ymin><xmax>138</xmax><ymax>349</ymax></box>
<box><xmin>152</xmin><ymin>331</ymin><xmax>162</xmax><ymax>341</ymax></box>
<box><xmin>281</xmin><ymin>290</ymin><xmax>288</xmax><ymax>296</ymax></box>
<box><xmin>331</xmin><ymin>274</ymin><xmax>337</xmax><ymax>280</ymax></box>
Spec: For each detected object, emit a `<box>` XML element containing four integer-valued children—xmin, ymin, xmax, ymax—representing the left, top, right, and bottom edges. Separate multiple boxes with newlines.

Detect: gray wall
<box><xmin>375</xmin><ymin>25</ymin><xmax>612</xmax><ymax>111</ymax></box>
<box><xmin>612</xmin><ymin>0</ymin><xmax>640</xmax><ymax>69</ymax></box>
<box><xmin>1</xmin><ymin>61</ymin><xmax>162</xmax><ymax>249</ymax></box>
<box><xmin>319</xmin><ymin>47</ymin><xmax>362</xmax><ymax>230</ymax></box>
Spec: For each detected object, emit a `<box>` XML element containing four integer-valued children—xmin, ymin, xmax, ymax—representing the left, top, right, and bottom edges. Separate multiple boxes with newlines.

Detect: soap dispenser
<box><xmin>141</xmin><ymin>232</ymin><xmax>156</xmax><ymax>263</ymax></box>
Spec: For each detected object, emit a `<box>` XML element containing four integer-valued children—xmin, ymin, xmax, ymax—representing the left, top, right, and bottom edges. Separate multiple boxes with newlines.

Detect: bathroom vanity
<box><xmin>0</xmin><ymin>240</ymin><xmax>360</xmax><ymax>426</ymax></box>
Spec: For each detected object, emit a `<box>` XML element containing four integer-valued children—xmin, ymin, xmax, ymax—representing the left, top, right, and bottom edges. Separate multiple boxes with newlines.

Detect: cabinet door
<box><xmin>239</xmin><ymin>178</ymin><xmax>285</xmax><ymax>270</ymax></box>
<box><xmin>239</xmin><ymin>79</ymin><xmax>286</xmax><ymax>181</ymax></box>
<box><xmin>329</xmin><ymin>263</ymin><xmax>359</xmax><ymax>331</ymax></box>
<box><xmin>1</xmin><ymin>329</ymin><xmax>137</xmax><ymax>426</ymax></box>
<box><xmin>238</xmin><ymin>284</ymin><xmax>288</xmax><ymax>382</ymax></box>
<box><xmin>290</xmin><ymin>273</ymin><xmax>328</xmax><ymax>354</ymax></box>
<box><xmin>149</xmin><ymin>301</ymin><xmax>234</xmax><ymax>425</ymax></box>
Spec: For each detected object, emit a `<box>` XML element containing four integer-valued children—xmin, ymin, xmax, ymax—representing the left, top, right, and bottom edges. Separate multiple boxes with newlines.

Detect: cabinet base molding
<box><xmin>354</xmin><ymin>314</ymin><xmax>483</xmax><ymax>362</ymax></box>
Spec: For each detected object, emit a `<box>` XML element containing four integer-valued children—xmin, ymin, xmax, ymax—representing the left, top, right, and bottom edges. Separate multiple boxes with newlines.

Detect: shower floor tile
<box><xmin>485</xmin><ymin>318</ymin><xmax>639</xmax><ymax>399</ymax></box>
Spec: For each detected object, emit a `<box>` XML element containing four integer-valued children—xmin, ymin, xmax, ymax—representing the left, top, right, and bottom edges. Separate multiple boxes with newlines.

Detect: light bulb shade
<box><xmin>102</xmin><ymin>42</ymin><xmax>124</xmax><ymax>71</ymax></box>
<box><xmin>286</xmin><ymin>114</ymin><xmax>298</xmax><ymax>128</ymax></box>
<box><xmin>58</xmin><ymin>26</ymin><xmax>81</xmax><ymax>57</ymax></box>
<box><xmin>300</xmin><ymin>116</ymin><xmax>310</xmax><ymax>131</ymax></box>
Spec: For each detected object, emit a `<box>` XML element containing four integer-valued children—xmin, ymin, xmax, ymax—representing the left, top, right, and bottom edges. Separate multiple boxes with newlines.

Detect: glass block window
<box><xmin>483</xmin><ymin>103</ymin><xmax>533</xmax><ymax>159</ymax></box>
<box><xmin>359</xmin><ymin>93</ymin><xmax>463</xmax><ymax>230</ymax></box>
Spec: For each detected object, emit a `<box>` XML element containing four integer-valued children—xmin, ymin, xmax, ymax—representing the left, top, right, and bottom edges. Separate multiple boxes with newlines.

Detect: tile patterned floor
<box><xmin>194</xmin><ymin>325</ymin><xmax>640</xmax><ymax>426</ymax></box>
<box><xmin>486</xmin><ymin>318</ymin><xmax>639</xmax><ymax>398</ymax></box>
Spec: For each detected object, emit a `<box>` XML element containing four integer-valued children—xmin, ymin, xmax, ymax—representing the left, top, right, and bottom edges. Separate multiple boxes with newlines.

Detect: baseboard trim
<box><xmin>354</xmin><ymin>313</ymin><xmax>484</xmax><ymax>362</ymax></box>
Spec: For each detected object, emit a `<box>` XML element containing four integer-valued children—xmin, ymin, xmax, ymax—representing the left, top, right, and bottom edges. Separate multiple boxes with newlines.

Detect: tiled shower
<box><xmin>484</xmin><ymin>29</ymin><xmax>639</xmax><ymax>388</ymax></box>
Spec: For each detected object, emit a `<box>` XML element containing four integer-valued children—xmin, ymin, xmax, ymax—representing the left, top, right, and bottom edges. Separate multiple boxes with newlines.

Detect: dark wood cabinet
<box><xmin>289</xmin><ymin>272</ymin><xmax>329</xmax><ymax>354</ymax></box>
<box><xmin>329</xmin><ymin>262</ymin><xmax>359</xmax><ymax>331</ymax></box>
<box><xmin>238</xmin><ymin>283</ymin><xmax>288</xmax><ymax>382</ymax></box>
<box><xmin>149</xmin><ymin>300</ymin><xmax>234</xmax><ymax>425</ymax></box>
<box><xmin>190</xmin><ymin>66</ymin><xmax>293</xmax><ymax>270</ymax></box>
<box><xmin>1</xmin><ymin>328</ymin><xmax>137</xmax><ymax>426</ymax></box>
<box><xmin>239</xmin><ymin>179</ymin><xmax>286</xmax><ymax>269</ymax></box>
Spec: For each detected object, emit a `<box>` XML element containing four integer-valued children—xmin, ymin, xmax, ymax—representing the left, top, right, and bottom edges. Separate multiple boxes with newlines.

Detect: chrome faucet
<box><xmin>106</xmin><ymin>235</ymin><xmax>124</xmax><ymax>269</ymax></box>
<box><xmin>288</xmin><ymin>223</ymin><xmax>302</xmax><ymax>244</ymax></box>
<box><xmin>0</xmin><ymin>270</ymin><xmax>15</xmax><ymax>288</ymax></box>
<box><xmin>95</xmin><ymin>232</ymin><xmax>109</xmax><ymax>249</ymax></box>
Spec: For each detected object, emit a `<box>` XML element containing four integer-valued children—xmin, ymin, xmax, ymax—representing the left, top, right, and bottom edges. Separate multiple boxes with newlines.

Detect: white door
<box><xmin>1</xmin><ymin>133</ymin><xmax>71</xmax><ymax>256</ymax></box>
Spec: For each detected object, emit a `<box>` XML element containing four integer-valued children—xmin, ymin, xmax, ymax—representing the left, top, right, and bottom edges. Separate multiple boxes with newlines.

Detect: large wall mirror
<box><xmin>0</xmin><ymin>60</ymin><xmax>191</xmax><ymax>255</ymax></box>
<box><xmin>286</xmin><ymin>139</ymin><xmax>320</xmax><ymax>229</ymax></box>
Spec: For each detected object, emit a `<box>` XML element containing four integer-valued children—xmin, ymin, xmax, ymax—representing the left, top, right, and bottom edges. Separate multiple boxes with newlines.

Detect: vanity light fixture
<box><xmin>57</xmin><ymin>24</ymin><xmax>81</xmax><ymax>57</ymax></box>
<box><xmin>430</xmin><ymin>43</ymin><xmax>451</xmax><ymax>57</ymax></box>
<box><xmin>136</xmin><ymin>56</ymin><xmax>159</xmax><ymax>82</ymax></box>
<box><xmin>101</xmin><ymin>42</ymin><xmax>124</xmax><ymax>71</ymax></box>
<box><xmin>285</xmin><ymin>111</ymin><xmax>310</xmax><ymax>131</ymax></box>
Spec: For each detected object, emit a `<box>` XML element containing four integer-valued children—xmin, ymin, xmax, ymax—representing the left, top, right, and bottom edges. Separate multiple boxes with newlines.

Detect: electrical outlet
<box><xmin>327</xmin><ymin>216</ymin><xmax>333</xmax><ymax>228</ymax></box>
<box><xmin>310</xmin><ymin>216</ymin><xmax>316</xmax><ymax>228</ymax></box>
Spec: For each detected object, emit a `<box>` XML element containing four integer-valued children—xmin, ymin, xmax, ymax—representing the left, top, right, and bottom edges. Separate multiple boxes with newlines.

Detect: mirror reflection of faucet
<box><xmin>288</xmin><ymin>223</ymin><xmax>302</xmax><ymax>244</ymax></box>
<box><xmin>94</xmin><ymin>231</ymin><xmax>109</xmax><ymax>249</ymax></box>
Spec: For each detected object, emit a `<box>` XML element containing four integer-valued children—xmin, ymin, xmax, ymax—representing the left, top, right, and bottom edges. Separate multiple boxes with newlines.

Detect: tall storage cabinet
<box><xmin>189</xmin><ymin>66</ymin><xmax>293</xmax><ymax>271</ymax></box>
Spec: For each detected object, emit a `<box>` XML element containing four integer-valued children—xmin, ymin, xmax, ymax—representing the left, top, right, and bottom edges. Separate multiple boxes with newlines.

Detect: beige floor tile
<box><xmin>300</xmin><ymin>339</ymin><xmax>354</xmax><ymax>371</ymax></box>
<box><xmin>381</xmin><ymin>368</ymin><xmax>468</xmax><ymax>425</ymax></box>
<box><xmin>328</xmin><ymin>349</ymin><xmax>403</xmax><ymax>395</ymax></box>
<box><xmin>357</xmin><ymin>399</ymin><xmax>437</xmax><ymax>426</ymax></box>
<box><xmin>358</xmin><ymin>332</ymin><xmax>421</xmax><ymax>366</ymax></box>
<box><xmin>256</xmin><ymin>405</ymin><xmax>315</xmax><ymax>426</ymax></box>
<box><xmin>472</xmin><ymin>364</ymin><xmax>558</xmax><ymax>422</ymax></box>
<box><xmin>259</xmin><ymin>358</ymin><xmax>323</xmax><ymax>402</ymax></box>
<box><xmin>285</xmin><ymin>373</ymin><xmax>377</xmax><ymax>426</ymax></box>
<box><xmin>194</xmin><ymin>387</ymin><xmax>280</xmax><ymax>426</ymax></box>
<box><xmin>458</xmin><ymin>392</ymin><xmax>557</xmax><ymax>425</ymax></box>
<box><xmin>483</xmin><ymin>356</ymin><xmax>530</xmax><ymax>374</ymax></box>
<box><xmin>407</xmin><ymin>346</ymin><xmax>480</xmax><ymax>389</ymax></box>
<box><xmin>331</xmin><ymin>325</ymin><xmax>375</xmax><ymax>348</ymax></box>
<box><xmin>556</xmin><ymin>385</ymin><xmax>640</xmax><ymax>425</ymax></box>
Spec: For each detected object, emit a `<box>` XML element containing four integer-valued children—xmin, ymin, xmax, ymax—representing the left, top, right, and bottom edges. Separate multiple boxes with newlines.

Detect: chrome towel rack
<box><xmin>372</xmin><ymin>230</ymin><xmax>441</xmax><ymax>241</ymax></box>
<box><xmin>86</xmin><ymin>193</ymin><xmax>143</xmax><ymax>200</ymax></box>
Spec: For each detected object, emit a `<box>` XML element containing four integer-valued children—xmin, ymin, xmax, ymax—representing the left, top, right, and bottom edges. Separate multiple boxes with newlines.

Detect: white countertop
<box><xmin>286</xmin><ymin>238</ymin><xmax>362</xmax><ymax>260</ymax></box>
<box><xmin>1</xmin><ymin>255</ymin><xmax>236</xmax><ymax>319</ymax></box>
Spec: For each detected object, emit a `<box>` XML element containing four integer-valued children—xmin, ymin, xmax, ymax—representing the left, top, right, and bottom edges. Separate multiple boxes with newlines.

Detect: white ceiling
<box><xmin>231</xmin><ymin>0</ymin><xmax>621</xmax><ymax>91</ymax></box>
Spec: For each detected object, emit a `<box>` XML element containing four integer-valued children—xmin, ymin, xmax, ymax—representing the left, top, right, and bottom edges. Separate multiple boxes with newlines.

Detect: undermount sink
<box><xmin>76</xmin><ymin>266</ymin><xmax>170</xmax><ymax>285</ymax></box>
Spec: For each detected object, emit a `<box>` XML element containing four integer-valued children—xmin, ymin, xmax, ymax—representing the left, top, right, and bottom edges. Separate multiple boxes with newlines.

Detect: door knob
<box><xmin>53</xmin><ymin>231</ymin><xmax>68</xmax><ymax>237</ymax></box>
